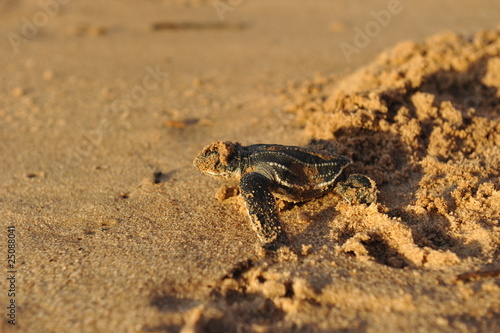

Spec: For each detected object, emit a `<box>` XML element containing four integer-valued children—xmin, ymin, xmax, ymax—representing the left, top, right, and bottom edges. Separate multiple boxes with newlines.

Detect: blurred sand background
<box><xmin>1</xmin><ymin>0</ymin><xmax>499</xmax><ymax>332</ymax></box>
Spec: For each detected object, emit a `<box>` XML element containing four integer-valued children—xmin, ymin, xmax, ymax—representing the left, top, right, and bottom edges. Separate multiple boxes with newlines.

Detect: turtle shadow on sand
<box><xmin>284</xmin><ymin>131</ymin><xmax>423</xmax><ymax>268</ymax></box>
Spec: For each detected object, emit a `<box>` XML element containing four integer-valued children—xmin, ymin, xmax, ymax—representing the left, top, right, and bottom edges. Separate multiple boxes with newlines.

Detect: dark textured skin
<box><xmin>194</xmin><ymin>141</ymin><xmax>377</xmax><ymax>250</ymax></box>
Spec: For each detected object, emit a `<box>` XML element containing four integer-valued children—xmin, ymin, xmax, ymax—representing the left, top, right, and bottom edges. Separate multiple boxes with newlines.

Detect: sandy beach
<box><xmin>1</xmin><ymin>1</ymin><xmax>500</xmax><ymax>332</ymax></box>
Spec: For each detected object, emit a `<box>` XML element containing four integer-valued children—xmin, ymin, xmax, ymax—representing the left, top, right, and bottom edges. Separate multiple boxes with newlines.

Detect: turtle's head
<box><xmin>193</xmin><ymin>141</ymin><xmax>242</xmax><ymax>179</ymax></box>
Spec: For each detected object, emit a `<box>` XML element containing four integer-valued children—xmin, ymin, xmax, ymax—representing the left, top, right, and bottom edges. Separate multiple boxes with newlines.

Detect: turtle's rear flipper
<box><xmin>240</xmin><ymin>172</ymin><xmax>289</xmax><ymax>250</ymax></box>
<box><xmin>334</xmin><ymin>174</ymin><xmax>378</xmax><ymax>204</ymax></box>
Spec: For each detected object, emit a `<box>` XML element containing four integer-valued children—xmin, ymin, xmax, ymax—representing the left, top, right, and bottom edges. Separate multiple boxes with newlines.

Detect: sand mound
<box><xmin>182</xmin><ymin>29</ymin><xmax>500</xmax><ymax>332</ymax></box>
<box><xmin>283</xmin><ymin>28</ymin><xmax>500</xmax><ymax>267</ymax></box>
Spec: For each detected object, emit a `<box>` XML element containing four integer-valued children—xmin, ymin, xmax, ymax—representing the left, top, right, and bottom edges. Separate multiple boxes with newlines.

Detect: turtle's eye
<box><xmin>213</xmin><ymin>159</ymin><xmax>222</xmax><ymax>170</ymax></box>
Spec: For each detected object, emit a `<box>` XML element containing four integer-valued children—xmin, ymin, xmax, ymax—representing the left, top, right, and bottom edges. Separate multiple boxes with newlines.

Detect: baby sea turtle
<box><xmin>193</xmin><ymin>141</ymin><xmax>377</xmax><ymax>250</ymax></box>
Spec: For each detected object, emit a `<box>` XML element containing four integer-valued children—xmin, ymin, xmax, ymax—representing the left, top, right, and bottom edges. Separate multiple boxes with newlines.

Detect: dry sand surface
<box><xmin>1</xmin><ymin>1</ymin><xmax>500</xmax><ymax>332</ymax></box>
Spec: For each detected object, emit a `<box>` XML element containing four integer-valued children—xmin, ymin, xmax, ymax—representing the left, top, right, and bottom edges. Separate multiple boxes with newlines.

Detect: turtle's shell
<box><xmin>243</xmin><ymin>144</ymin><xmax>351</xmax><ymax>202</ymax></box>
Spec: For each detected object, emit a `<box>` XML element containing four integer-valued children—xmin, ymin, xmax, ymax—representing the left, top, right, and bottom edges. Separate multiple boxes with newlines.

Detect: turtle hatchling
<box><xmin>193</xmin><ymin>141</ymin><xmax>377</xmax><ymax>250</ymax></box>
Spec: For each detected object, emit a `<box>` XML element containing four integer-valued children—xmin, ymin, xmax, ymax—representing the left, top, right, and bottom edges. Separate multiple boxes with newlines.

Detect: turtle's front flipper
<box><xmin>240</xmin><ymin>172</ymin><xmax>289</xmax><ymax>250</ymax></box>
<box><xmin>334</xmin><ymin>174</ymin><xmax>378</xmax><ymax>204</ymax></box>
